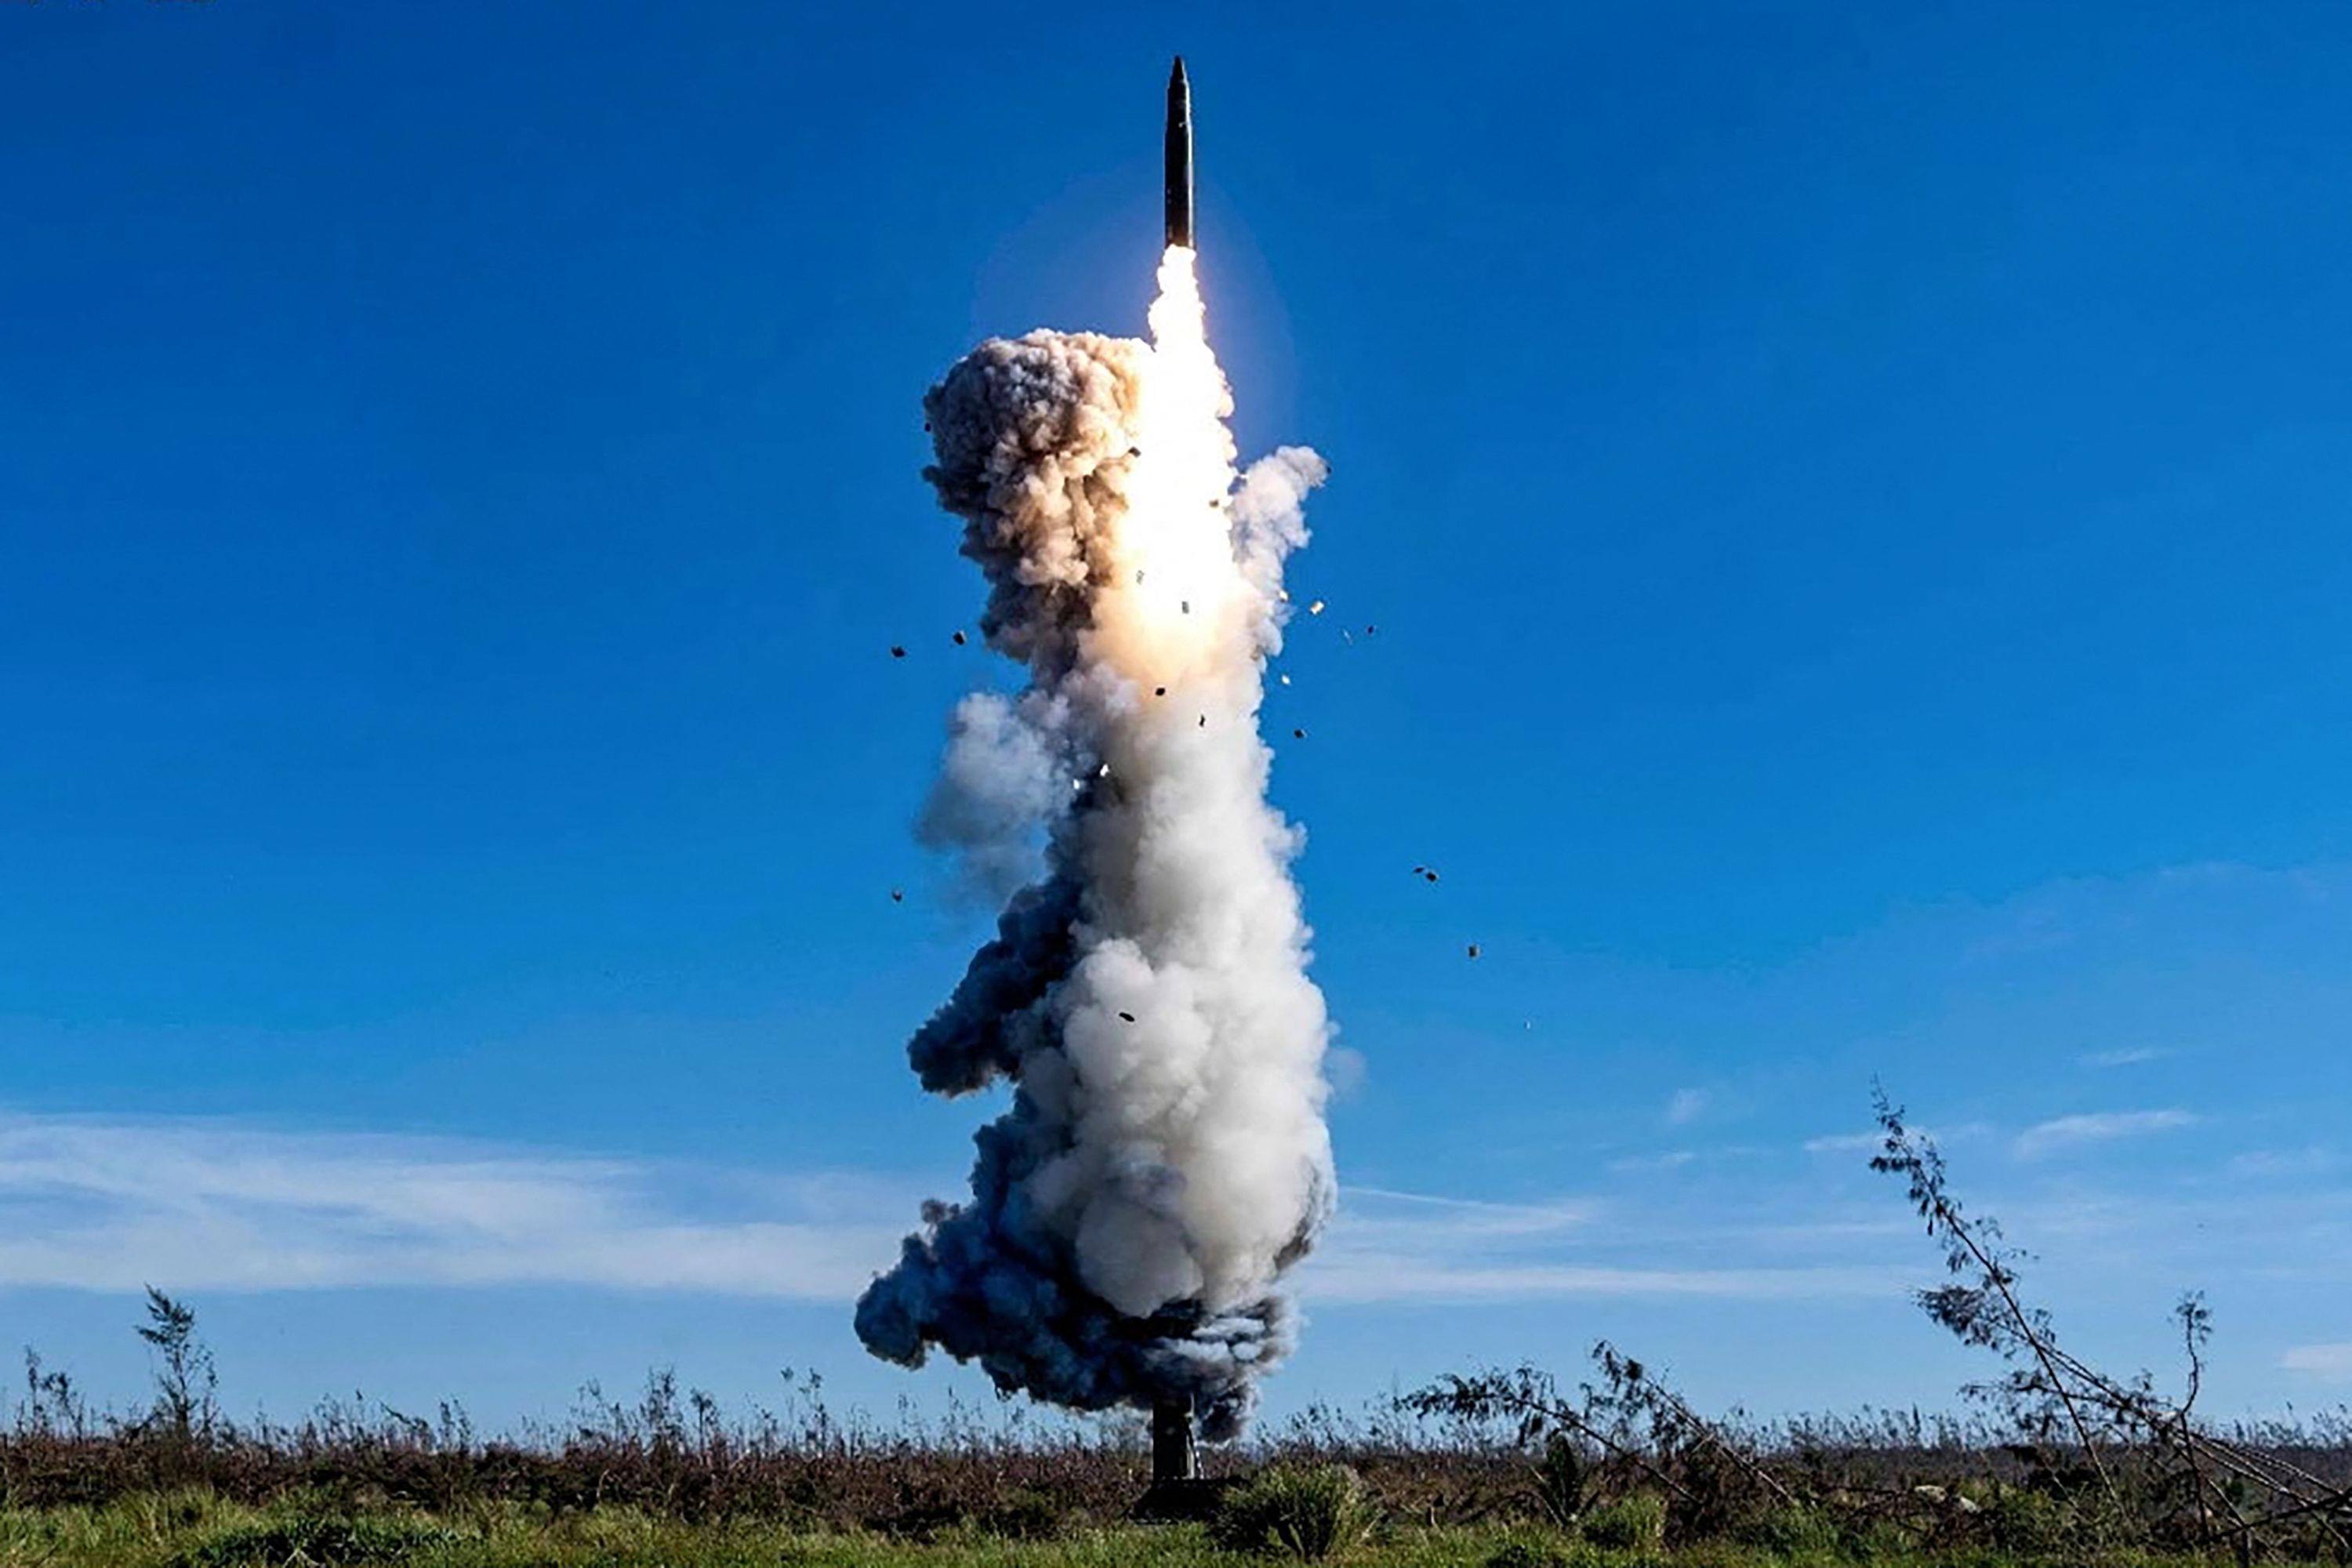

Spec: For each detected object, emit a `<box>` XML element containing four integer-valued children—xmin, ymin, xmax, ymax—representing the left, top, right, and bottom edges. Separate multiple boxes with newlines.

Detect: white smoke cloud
<box><xmin>916</xmin><ymin>691</ymin><xmax>1072</xmax><ymax>896</ymax></box>
<box><xmin>858</xmin><ymin>250</ymin><xmax>1334</xmax><ymax>1440</ymax></box>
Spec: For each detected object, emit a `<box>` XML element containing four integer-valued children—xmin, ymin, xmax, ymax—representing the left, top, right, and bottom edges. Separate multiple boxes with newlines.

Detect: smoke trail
<box><xmin>856</xmin><ymin>249</ymin><xmax>1334</xmax><ymax>1439</ymax></box>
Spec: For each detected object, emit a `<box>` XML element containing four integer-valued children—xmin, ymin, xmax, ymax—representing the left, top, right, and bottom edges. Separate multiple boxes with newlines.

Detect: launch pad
<box><xmin>1132</xmin><ymin>1395</ymin><xmax>1229</xmax><ymax>1519</ymax></box>
<box><xmin>1152</xmin><ymin>1396</ymin><xmax>1198</xmax><ymax>1483</ymax></box>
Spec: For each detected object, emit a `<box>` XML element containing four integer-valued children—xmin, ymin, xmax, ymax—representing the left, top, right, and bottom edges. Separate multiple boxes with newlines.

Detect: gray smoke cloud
<box><xmin>856</xmin><ymin>278</ymin><xmax>1334</xmax><ymax>1440</ymax></box>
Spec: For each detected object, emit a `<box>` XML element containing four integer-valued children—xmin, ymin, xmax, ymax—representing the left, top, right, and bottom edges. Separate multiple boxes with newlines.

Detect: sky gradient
<box><xmin>4</xmin><ymin>0</ymin><xmax>2349</xmax><ymax>1431</ymax></box>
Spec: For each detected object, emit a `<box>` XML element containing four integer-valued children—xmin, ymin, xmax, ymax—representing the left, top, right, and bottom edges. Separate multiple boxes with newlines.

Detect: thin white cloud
<box><xmin>1304</xmin><ymin>1185</ymin><xmax>1904</xmax><ymax>1305</ymax></box>
<box><xmin>2013</xmin><ymin>1109</ymin><xmax>2196</xmax><ymax>1160</ymax></box>
<box><xmin>1302</xmin><ymin>1257</ymin><xmax>1901</xmax><ymax>1305</ymax></box>
<box><xmin>1608</xmin><ymin>1150</ymin><xmax>1700</xmax><ymax>1174</ymax></box>
<box><xmin>0</xmin><ymin>1111</ymin><xmax>1897</xmax><ymax>1310</ymax></box>
<box><xmin>0</xmin><ymin>1111</ymin><xmax>910</xmax><ymax>1300</ymax></box>
<box><xmin>36</xmin><ymin>1112</ymin><xmax>2282</xmax><ymax>1316</ymax></box>
<box><xmin>1803</xmin><ymin>1131</ymin><xmax>1885</xmax><ymax>1155</ymax></box>
<box><xmin>1664</xmin><ymin>1088</ymin><xmax>1708</xmax><ymax>1127</ymax></box>
<box><xmin>2281</xmin><ymin>1344</ymin><xmax>2352</xmax><ymax>1383</ymax></box>
<box><xmin>2227</xmin><ymin>1147</ymin><xmax>2342</xmax><ymax>1180</ymax></box>
<box><xmin>2081</xmin><ymin>1047</ymin><xmax>2169</xmax><ymax>1069</ymax></box>
<box><xmin>1336</xmin><ymin>1186</ymin><xmax>1596</xmax><ymax>1240</ymax></box>
<box><xmin>1803</xmin><ymin>1121</ymin><xmax>1990</xmax><ymax>1155</ymax></box>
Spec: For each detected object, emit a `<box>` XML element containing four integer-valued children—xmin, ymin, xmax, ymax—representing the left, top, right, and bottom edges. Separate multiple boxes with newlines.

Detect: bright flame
<box><xmin>1101</xmin><ymin>247</ymin><xmax>1243</xmax><ymax>684</ymax></box>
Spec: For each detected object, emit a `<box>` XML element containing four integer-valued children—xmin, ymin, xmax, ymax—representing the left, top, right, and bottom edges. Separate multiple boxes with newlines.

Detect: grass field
<box><xmin>0</xmin><ymin>1492</ymin><xmax>2317</xmax><ymax>1568</ymax></box>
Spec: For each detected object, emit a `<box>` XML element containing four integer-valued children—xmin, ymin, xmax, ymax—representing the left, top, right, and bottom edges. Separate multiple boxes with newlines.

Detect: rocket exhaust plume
<box><xmin>856</xmin><ymin>63</ymin><xmax>1334</xmax><ymax>1446</ymax></box>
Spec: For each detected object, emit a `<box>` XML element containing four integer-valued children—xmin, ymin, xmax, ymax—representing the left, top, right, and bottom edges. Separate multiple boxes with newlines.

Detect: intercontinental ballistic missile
<box><xmin>1164</xmin><ymin>56</ymin><xmax>1194</xmax><ymax>249</ymax></box>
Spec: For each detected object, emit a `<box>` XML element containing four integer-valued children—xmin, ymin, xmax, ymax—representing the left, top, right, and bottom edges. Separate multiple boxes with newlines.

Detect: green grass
<box><xmin>0</xmin><ymin>1494</ymin><xmax>2317</xmax><ymax>1568</ymax></box>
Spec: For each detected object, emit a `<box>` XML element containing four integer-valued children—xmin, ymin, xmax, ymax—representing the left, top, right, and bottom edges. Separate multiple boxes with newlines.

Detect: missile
<box><xmin>1164</xmin><ymin>56</ymin><xmax>1194</xmax><ymax>250</ymax></box>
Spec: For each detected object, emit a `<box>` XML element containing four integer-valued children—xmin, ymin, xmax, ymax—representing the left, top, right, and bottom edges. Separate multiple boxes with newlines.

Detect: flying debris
<box><xmin>1154</xmin><ymin>685</ymin><xmax>1167</xmax><ymax>695</ymax></box>
<box><xmin>1164</xmin><ymin>56</ymin><xmax>1194</xmax><ymax>249</ymax></box>
<box><xmin>1119</xmin><ymin>1011</ymin><xmax>1137</xmax><ymax>1023</ymax></box>
<box><xmin>1364</xmin><ymin>625</ymin><xmax>1377</xmax><ymax>636</ymax></box>
<box><xmin>1308</xmin><ymin>600</ymin><xmax>1325</xmax><ymax>615</ymax></box>
<box><xmin>953</xmin><ymin>630</ymin><xmax>967</xmax><ymax>645</ymax></box>
<box><xmin>1181</xmin><ymin>599</ymin><xmax>1191</xmax><ymax>614</ymax></box>
<box><xmin>891</xmin><ymin>887</ymin><xmax>905</xmax><ymax>903</ymax></box>
<box><xmin>1412</xmin><ymin>866</ymin><xmax>1439</xmax><ymax>884</ymax></box>
<box><xmin>1278</xmin><ymin>673</ymin><xmax>1290</xmax><ymax>685</ymax></box>
<box><xmin>891</xmin><ymin>644</ymin><xmax>907</xmax><ymax>659</ymax></box>
<box><xmin>1292</xmin><ymin>728</ymin><xmax>1306</xmax><ymax>739</ymax></box>
<box><xmin>1467</xmin><ymin>943</ymin><xmax>1482</xmax><ymax>959</ymax></box>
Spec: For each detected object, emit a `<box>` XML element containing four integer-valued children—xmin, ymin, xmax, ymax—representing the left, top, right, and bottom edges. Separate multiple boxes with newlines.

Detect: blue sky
<box><xmin>4</xmin><ymin>0</ymin><xmax>2349</xmax><ymax>1431</ymax></box>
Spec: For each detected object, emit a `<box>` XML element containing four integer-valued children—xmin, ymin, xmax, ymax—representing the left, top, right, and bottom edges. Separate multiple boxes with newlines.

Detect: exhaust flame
<box><xmin>1113</xmin><ymin>249</ymin><xmax>1240</xmax><ymax>665</ymax></box>
<box><xmin>857</xmin><ymin>248</ymin><xmax>1335</xmax><ymax>1440</ymax></box>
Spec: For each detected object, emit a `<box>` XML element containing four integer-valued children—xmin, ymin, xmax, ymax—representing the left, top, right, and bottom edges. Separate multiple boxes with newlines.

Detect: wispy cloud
<box><xmin>25</xmin><ymin>1110</ymin><xmax>2307</xmax><ymax>1320</ymax></box>
<box><xmin>1303</xmin><ymin>1185</ymin><xmax>1904</xmax><ymax>1305</ymax></box>
<box><xmin>1608</xmin><ymin>1150</ymin><xmax>1700</xmax><ymax>1174</ymax></box>
<box><xmin>1664</xmin><ymin>1088</ymin><xmax>1708</xmax><ymax>1127</ymax></box>
<box><xmin>2281</xmin><ymin>1344</ymin><xmax>2352</xmax><ymax>1384</ymax></box>
<box><xmin>2081</xmin><ymin>1047</ymin><xmax>2170</xmax><ymax>1069</ymax></box>
<box><xmin>1338</xmin><ymin>1187</ymin><xmax>1596</xmax><ymax>1240</ymax></box>
<box><xmin>0</xmin><ymin>1111</ymin><xmax>1911</xmax><ymax>1310</ymax></box>
<box><xmin>1804</xmin><ymin>1121</ymin><xmax>1990</xmax><ymax>1156</ymax></box>
<box><xmin>0</xmin><ymin>1111</ymin><xmax>913</xmax><ymax>1299</ymax></box>
<box><xmin>1302</xmin><ymin>1258</ymin><xmax>1900</xmax><ymax>1304</ymax></box>
<box><xmin>1803</xmin><ymin>1131</ymin><xmax>1884</xmax><ymax>1155</ymax></box>
<box><xmin>2227</xmin><ymin>1147</ymin><xmax>2342</xmax><ymax>1180</ymax></box>
<box><xmin>2013</xmin><ymin>1109</ymin><xmax>2196</xmax><ymax>1160</ymax></box>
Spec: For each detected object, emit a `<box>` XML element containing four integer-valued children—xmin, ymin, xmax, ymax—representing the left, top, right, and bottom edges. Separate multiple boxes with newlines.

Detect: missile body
<box><xmin>1164</xmin><ymin>56</ymin><xmax>1194</xmax><ymax>249</ymax></box>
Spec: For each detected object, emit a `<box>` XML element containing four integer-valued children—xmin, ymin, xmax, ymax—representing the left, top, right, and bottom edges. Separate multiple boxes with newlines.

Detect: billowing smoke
<box><xmin>856</xmin><ymin>250</ymin><xmax>1334</xmax><ymax>1440</ymax></box>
